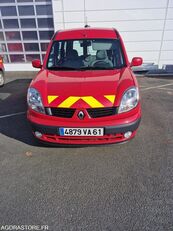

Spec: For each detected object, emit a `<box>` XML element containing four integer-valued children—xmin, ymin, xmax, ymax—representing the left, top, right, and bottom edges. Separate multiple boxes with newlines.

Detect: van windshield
<box><xmin>47</xmin><ymin>39</ymin><xmax>126</xmax><ymax>70</ymax></box>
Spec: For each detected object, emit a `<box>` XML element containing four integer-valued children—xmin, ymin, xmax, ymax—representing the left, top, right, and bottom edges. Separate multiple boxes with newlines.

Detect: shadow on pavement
<box><xmin>0</xmin><ymin>79</ymin><xmax>38</xmax><ymax>146</ymax></box>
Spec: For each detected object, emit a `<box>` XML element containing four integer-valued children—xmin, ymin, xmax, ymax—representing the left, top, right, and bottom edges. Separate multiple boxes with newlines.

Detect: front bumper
<box><xmin>28</xmin><ymin>103</ymin><xmax>141</xmax><ymax>145</ymax></box>
<box><xmin>29</xmin><ymin>117</ymin><xmax>141</xmax><ymax>145</ymax></box>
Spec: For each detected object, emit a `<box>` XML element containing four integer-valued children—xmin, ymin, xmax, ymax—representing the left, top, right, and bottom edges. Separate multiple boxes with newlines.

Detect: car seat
<box><xmin>91</xmin><ymin>50</ymin><xmax>113</xmax><ymax>67</ymax></box>
<box><xmin>66</xmin><ymin>49</ymin><xmax>79</xmax><ymax>60</ymax></box>
<box><xmin>62</xmin><ymin>49</ymin><xmax>82</xmax><ymax>68</ymax></box>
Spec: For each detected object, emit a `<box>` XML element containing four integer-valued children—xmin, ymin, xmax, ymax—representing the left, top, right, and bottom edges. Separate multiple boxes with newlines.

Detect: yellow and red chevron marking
<box><xmin>47</xmin><ymin>95</ymin><xmax>115</xmax><ymax>108</ymax></box>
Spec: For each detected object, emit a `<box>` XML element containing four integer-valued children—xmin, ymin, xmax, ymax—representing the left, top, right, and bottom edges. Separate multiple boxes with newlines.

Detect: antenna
<box><xmin>84</xmin><ymin>0</ymin><xmax>90</xmax><ymax>28</ymax></box>
<box><xmin>84</xmin><ymin>16</ymin><xmax>90</xmax><ymax>28</ymax></box>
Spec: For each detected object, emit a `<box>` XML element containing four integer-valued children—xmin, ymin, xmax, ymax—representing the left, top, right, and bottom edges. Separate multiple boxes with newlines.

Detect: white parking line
<box><xmin>140</xmin><ymin>86</ymin><xmax>148</xmax><ymax>89</ymax></box>
<box><xmin>0</xmin><ymin>111</ymin><xmax>26</xmax><ymax>119</ymax></box>
<box><xmin>140</xmin><ymin>85</ymin><xmax>148</xmax><ymax>88</ymax></box>
<box><xmin>0</xmin><ymin>93</ymin><xmax>11</xmax><ymax>100</ymax></box>
<box><xmin>141</xmin><ymin>83</ymin><xmax>173</xmax><ymax>91</ymax></box>
<box><xmin>158</xmin><ymin>88</ymin><xmax>173</xmax><ymax>91</ymax></box>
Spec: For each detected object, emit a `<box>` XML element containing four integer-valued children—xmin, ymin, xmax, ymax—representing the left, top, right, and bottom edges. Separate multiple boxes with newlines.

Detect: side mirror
<box><xmin>32</xmin><ymin>59</ymin><xmax>42</xmax><ymax>69</ymax></box>
<box><xmin>130</xmin><ymin>57</ymin><xmax>143</xmax><ymax>67</ymax></box>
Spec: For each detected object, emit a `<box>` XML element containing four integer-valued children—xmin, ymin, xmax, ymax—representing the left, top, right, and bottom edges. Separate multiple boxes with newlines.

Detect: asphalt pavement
<box><xmin>0</xmin><ymin>72</ymin><xmax>173</xmax><ymax>231</ymax></box>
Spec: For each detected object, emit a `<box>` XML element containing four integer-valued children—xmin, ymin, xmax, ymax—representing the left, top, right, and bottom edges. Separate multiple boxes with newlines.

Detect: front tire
<box><xmin>0</xmin><ymin>71</ymin><xmax>5</xmax><ymax>87</ymax></box>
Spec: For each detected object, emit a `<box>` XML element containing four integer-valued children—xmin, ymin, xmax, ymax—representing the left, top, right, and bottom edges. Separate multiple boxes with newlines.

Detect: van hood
<box><xmin>32</xmin><ymin>68</ymin><xmax>132</xmax><ymax>108</ymax></box>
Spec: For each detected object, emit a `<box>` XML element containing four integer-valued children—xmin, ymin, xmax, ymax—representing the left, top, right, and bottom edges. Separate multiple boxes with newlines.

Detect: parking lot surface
<box><xmin>0</xmin><ymin>72</ymin><xmax>173</xmax><ymax>230</ymax></box>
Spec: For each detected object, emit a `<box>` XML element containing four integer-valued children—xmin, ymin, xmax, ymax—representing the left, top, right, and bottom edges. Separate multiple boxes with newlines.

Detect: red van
<box><xmin>27</xmin><ymin>27</ymin><xmax>142</xmax><ymax>145</ymax></box>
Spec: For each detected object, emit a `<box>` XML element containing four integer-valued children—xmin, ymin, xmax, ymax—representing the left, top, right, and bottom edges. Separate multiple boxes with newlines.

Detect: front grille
<box><xmin>87</xmin><ymin>107</ymin><xmax>117</xmax><ymax>118</ymax></box>
<box><xmin>45</xmin><ymin>107</ymin><xmax>75</xmax><ymax>118</ymax></box>
<box><xmin>45</xmin><ymin>107</ymin><xmax>117</xmax><ymax>118</ymax></box>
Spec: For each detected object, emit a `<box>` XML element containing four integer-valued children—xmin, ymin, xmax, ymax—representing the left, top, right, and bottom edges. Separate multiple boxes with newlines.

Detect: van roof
<box><xmin>53</xmin><ymin>27</ymin><xmax>119</xmax><ymax>40</ymax></box>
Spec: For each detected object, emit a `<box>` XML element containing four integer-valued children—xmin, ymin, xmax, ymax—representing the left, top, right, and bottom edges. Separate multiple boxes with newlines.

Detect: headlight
<box><xmin>118</xmin><ymin>86</ymin><xmax>139</xmax><ymax>113</ymax></box>
<box><xmin>27</xmin><ymin>87</ymin><xmax>45</xmax><ymax>114</ymax></box>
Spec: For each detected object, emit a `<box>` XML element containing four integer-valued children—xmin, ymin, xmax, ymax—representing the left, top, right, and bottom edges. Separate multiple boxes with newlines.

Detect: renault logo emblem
<box><xmin>78</xmin><ymin>111</ymin><xmax>85</xmax><ymax>120</ymax></box>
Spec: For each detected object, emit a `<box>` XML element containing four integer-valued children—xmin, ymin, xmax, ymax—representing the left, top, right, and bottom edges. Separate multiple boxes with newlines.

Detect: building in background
<box><xmin>0</xmin><ymin>0</ymin><xmax>54</xmax><ymax>71</ymax></box>
<box><xmin>0</xmin><ymin>0</ymin><xmax>173</xmax><ymax>71</ymax></box>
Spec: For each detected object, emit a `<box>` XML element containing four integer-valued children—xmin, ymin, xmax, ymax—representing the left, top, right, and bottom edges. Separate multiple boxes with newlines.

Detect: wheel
<box><xmin>0</xmin><ymin>71</ymin><xmax>5</xmax><ymax>87</ymax></box>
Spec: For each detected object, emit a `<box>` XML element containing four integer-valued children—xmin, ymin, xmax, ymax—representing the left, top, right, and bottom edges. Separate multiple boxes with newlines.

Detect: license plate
<box><xmin>59</xmin><ymin>128</ymin><xmax>104</xmax><ymax>136</ymax></box>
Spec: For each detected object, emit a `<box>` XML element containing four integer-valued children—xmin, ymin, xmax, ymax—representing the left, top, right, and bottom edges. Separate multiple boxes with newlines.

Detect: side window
<box><xmin>73</xmin><ymin>41</ymin><xmax>83</xmax><ymax>56</ymax></box>
<box><xmin>113</xmin><ymin>45</ymin><xmax>124</xmax><ymax>67</ymax></box>
<box><xmin>47</xmin><ymin>44</ymin><xmax>54</xmax><ymax>67</ymax></box>
<box><xmin>61</xmin><ymin>41</ymin><xmax>66</xmax><ymax>60</ymax></box>
<box><xmin>47</xmin><ymin>41</ymin><xmax>66</xmax><ymax>67</ymax></box>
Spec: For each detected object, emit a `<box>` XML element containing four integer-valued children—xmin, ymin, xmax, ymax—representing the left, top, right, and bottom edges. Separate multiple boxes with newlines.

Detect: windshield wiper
<box><xmin>47</xmin><ymin>66</ymin><xmax>79</xmax><ymax>70</ymax></box>
<box><xmin>47</xmin><ymin>66</ymin><xmax>121</xmax><ymax>71</ymax></box>
<box><xmin>78</xmin><ymin>66</ymin><xmax>116</xmax><ymax>70</ymax></box>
